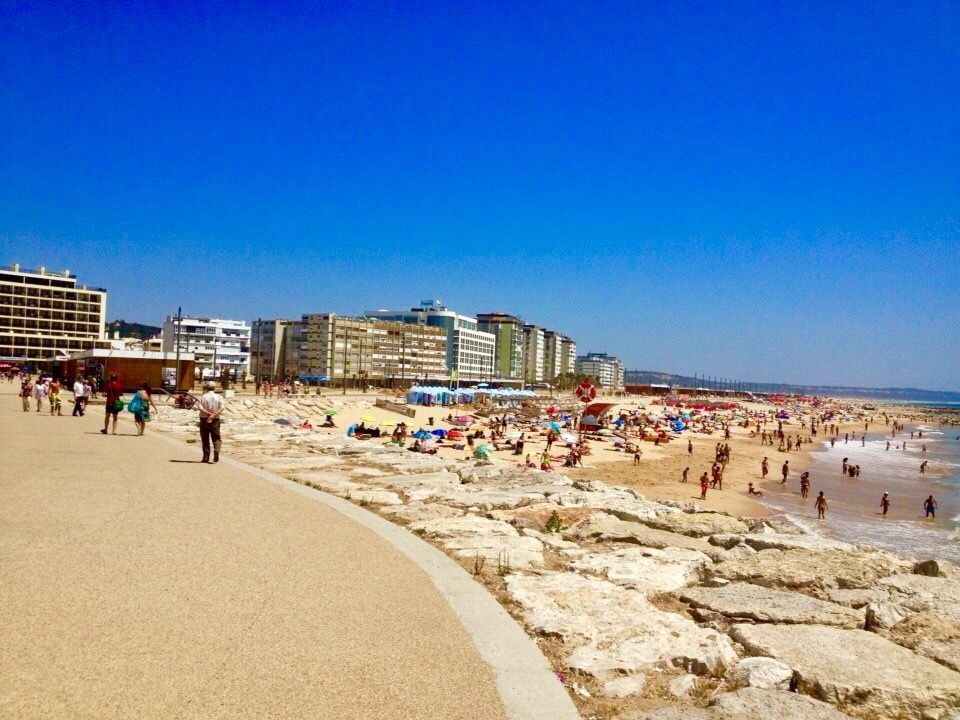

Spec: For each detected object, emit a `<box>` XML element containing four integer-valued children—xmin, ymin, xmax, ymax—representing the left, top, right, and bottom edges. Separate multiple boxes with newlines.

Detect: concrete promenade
<box><xmin>0</xmin><ymin>385</ymin><xmax>512</xmax><ymax>719</ymax></box>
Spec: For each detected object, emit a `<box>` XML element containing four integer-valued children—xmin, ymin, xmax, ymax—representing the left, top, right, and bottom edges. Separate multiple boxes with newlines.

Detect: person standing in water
<box><xmin>881</xmin><ymin>492</ymin><xmax>891</xmax><ymax>516</ymax></box>
<box><xmin>924</xmin><ymin>495</ymin><xmax>938</xmax><ymax>518</ymax></box>
<box><xmin>920</xmin><ymin>460</ymin><xmax>928</xmax><ymax>474</ymax></box>
<box><xmin>800</xmin><ymin>471</ymin><xmax>810</xmax><ymax>499</ymax></box>
<box><xmin>815</xmin><ymin>491</ymin><xmax>828</xmax><ymax>520</ymax></box>
<box><xmin>842</xmin><ymin>457</ymin><xmax>848</xmax><ymax>475</ymax></box>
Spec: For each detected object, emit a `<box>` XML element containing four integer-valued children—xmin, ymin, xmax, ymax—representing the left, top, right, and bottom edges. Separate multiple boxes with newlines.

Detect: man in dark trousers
<box><xmin>198</xmin><ymin>381</ymin><xmax>225</xmax><ymax>463</ymax></box>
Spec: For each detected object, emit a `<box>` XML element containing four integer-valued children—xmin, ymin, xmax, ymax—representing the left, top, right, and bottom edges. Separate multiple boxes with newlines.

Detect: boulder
<box><xmin>565</xmin><ymin>515</ymin><xmax>720</xmax><ymax>557</ymax></box>
<box><xmin>643</xmin><ymin>512</ymin><xmax>750</xmax><ymax>538</ymax></box>
<box><xmin>709</xmin><ymin>687</ymin><xmax>855</xmax><ymax>719</ymax></box>
<box><xmin>724</xmin><ymin>656</ymin><xmax>794</xmax><ymax>690</ymax></box>
<box><xmin>553</xmin><ymin>487</ymin><xmax>677</xmax><ymax>523</ymax></box>
<box><xmin>489</xmin><ymin>504</ymin><xmax>606</xmax><ymax>529</ymax></box>
<box><xmin>826</xmin><ymin>588</ymin><xmax>886</xmax><ymax>608</ymax></box>
<box><xmin>709</xmin><ymin>533</ymin><xmax>745</xmax><ymax>549</ymax></box>
<box><xmin>506</xmin><ymin>572</ymin><xmax>738</xmax><ymax>679</ymax></box>
<box><xmin>570</xmin><ymin>546</ymin><xmax>711</xmax><ymax>594</ymax></box>
<box><xmin>520</xmin><ymin>527</ymin><xmax>581</xmax><ymax>551</ymax></box>
<box><xmin>378</xmin><ymin>502</ymin><xmax>464</xmax><ymax>524</ymax></box>
<box><xmin>712</xmin><ymin>549</ymin><xmax>913</xmax><ymax>596</ymax></box>
<box><xmin>887</xmin><ymin>612</ymin><xmax>960</xmax><ymax>673</ymax></box>
<box><xmin>864</xmin><ymin>600</ymin><xmax>909</xmax><ymax>630</ymax></box>
<box><xmin>347</xmin><ymin>489</ymin><xmax>403</xmax><ymax>505</ymax></box>
<box><xmin>741</xmin><ymin>533</ymin><xmax>856</xmax><ymax>552</ymax></box>
<box><xmin>668</xmin><ymin>673</ymin><xmax>698</xmax><ymax>698</ymax></box>
<box><xmin>680</xmin><ymin>583</ymin><xmax>864</xmax><ymax>628</ymax></box>
<box><xmin>415</xmin><ymin>486</ymin><xmax>547</xmax><ymax>510</ymax></box>
<box><xmin>621</xmin><ymin>688</ymin><xmax>853</xmax><ymax>720</ymax></box>
<box><xmin>913</xmin><ymin>559</ymin><xmax>944</xmax><ymax>577</ymax></box>
<box><xmin>411</xmin><ymin>516</ymin><xmax>544</xmax><ymax>569</ymax></box>
<box><xmin>602</xmin><ymin>674</ymin><xmax>647</xmax><ymax>698</ymax></box>
<box><xmin>730</xmin><ymin>623</ymin><xmax>960</xmax><ymax>719</ymax></box>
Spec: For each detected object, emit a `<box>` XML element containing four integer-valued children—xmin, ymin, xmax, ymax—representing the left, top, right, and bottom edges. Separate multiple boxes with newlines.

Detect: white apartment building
<box><xmin>576</xmin><ymin>351</ymin><xmax>625</xmax><ymax>389</ymax></box>
<box><xmin>365</xmin><ymin>300</ymin><xmax>494</xmax><ymax>383</ymax></box>
<box><xmin>543</xmin><ymin>330</ymin><xmax>564</xmax><ymax>383</ymax></box>
<box><xmin>162</xmin><ymin>316</ymin><xmax>251</xmax><ymax>380</ymax></box>
<box><xmin>0</xmin><ymin>263</ymin><xmax>107</xmax><ymax>365</ymax></box>
<box><xmin>522</xmin><ymin>324</ymin><xmax>545</xmax><ymax>384</ymax></box>
<box><xmin>560</xmin><ymin>335</ymin><xmax>577</xmax><ymax>376</ymax></box>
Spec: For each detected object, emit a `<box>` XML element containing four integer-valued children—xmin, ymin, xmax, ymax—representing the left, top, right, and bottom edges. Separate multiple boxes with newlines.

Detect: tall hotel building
<box><xmin>0</xmin><ymin>263</ymin><xmax>107</xmax><ymax>364</ymax></box>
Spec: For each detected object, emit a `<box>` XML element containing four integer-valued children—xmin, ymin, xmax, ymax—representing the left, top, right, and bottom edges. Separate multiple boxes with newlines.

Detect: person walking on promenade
<box><xmin>72</xmin><ymin>376</ymin><xmax>86</xmax><ymax>416</ymax></box>
<box><xmin>198</xmin><ymin>381</ymin><xmax>225</xmax><ymax>463</ymax></box>
<box><xmin>130</xmin><ymin>382</ymin><xmax>158</xmax><ymax>436</ymax></box>
<box><xmin>924</xmin><ymin>495</ymin><xmax>938</xmax><ymax>519</ymax></box>
<box><xmin>101</xmin><ymin>374</ymin><xmax>123</xmax><ymax>435</ymax></box>
<box><xmin>19</xmin><ymin>375</ymin><xmax>33</xmax><ymax>412</ymax></box>
<box><xmin>48</xmin><ymin>378</ymin><xmax>63</xmax><ymax>416</ymax></box>
<box><xmin>815</xmin><ymin>491</ymin><xmax>828</xmax><ymax>520</ymax></box>
<box><xmin>33</xmin><ymin>378</ymin><xmax>46</xmax><ymax>412</ymax></box>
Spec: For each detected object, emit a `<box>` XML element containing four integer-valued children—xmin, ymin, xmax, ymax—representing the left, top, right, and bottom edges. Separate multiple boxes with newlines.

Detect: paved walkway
<box><xmin>0</xmin><ymin>385</ymin><xmax>511</xmax><ymax>719</ymax></box>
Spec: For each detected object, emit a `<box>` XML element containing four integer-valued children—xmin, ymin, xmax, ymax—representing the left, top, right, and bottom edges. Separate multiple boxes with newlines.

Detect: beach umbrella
<box><xmin>474</xmin><ymin>443</ymin><xmax>493</xmax><ymax>459</ymax></box>
<box><xmin>324</xmin><ymin>408</ymin><xmax>338</xmax><ymax>416</ymax></box>
<box><xmin>457</xmin><ymin>415</ymin><xmax>472</xmax><ymax>422</ymax></box>
<box><xmin>447</xmin><ymin>429</ymin><xmax>464</xmax><ymax>439</ymax></box>
<box><xmin>413</xmin><ymin>430</ymin><xmax>433</xmax><ymax>440</ymax></box>
<box><xmin>549</xmin><ymin>422</ymin><xmax>561</xmax><ymax>432</ymax></box>
<box><xmin>431</xmin><ymin>428</ymin><xmax>447</xmax><ymax>437</ymax></box>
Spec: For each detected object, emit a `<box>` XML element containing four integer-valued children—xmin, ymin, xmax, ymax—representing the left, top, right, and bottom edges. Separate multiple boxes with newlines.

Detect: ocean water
<box><xmin>760</xmin><ymin>420</ymin><xmax>960</xmax><ymax>562</ymax></box>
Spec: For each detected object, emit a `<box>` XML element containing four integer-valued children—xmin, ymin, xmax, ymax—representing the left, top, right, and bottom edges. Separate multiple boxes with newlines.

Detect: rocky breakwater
<box><xmin>149</xmin><ymin>411</ymin><xmax>960</xmax><ymax>720</ymax></box>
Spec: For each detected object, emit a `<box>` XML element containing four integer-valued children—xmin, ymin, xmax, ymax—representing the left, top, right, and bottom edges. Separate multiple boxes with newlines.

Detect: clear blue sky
<box><xmin>2</xmin><ymin>1</ymin><xmax>958</xmax><ymax>390</ymax></box>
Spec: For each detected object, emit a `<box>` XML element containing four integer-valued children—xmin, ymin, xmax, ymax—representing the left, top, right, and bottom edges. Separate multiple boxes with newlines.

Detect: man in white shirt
<box><xmin>198</xmin><ymin>381</ymin><xmax>225</xmax><ymax>463</ymax></box>
<box><xmin>72</xmin><ymin>376</ymin><xmax>86</xmax><ymax>417</ymax></box>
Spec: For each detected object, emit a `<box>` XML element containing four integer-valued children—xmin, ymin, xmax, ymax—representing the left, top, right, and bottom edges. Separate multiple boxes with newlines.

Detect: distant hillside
<box><xmin>624</xmin><ymin>370</ymin><xmax>960</xmax><ymax>404</ymax></box>
<box><xmin>107</xmin><ymin>320</ymin><xmax>161</xmax><ymax>339</ymax></box>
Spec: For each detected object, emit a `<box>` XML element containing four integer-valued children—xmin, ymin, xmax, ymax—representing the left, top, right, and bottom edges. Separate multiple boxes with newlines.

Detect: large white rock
<box><xmin>411</xmin><ymin>516</ymin><xmax>544</xmax><ymax>568</ymax></box>
<box><xmin>731</xmin><ymin>623</ymin><xmax>960</xmax><ymax>719</ymax></box>
<box><xmin>708</xmin><ymin>687</ymin><xmax>856</xmax><ymax>719</ymax></box>
<box><xmin>643</xmin><ymin>512</ymin><xmax>750</xmax><ymax>538</ymax></box>
<box><xmin>725</xmin><ymin>656</ymin><xmax>794</xmax><ymax>690</ymax></box>
<box><xmin>347</xmin><ymin>489</ymin><xmax>403</xmax><ymax>505</ymax></box>
<box><xmin>570</xmin><ymin>546</ymin><xmax>711</xmax><ymax>595</ymax></box>
<box><xmin>712</xmin><ymin>548</ymin><xmax>913</xmax><ymax>596</ymax></box>
<box><xmin>506</xmin><ymin>572</ymin><xmax>737</xmax><ymax>679</ymax></box>
<box><xmin>741</xmin><ymin>532</ymin><xmax>856</xmax><ymax>553</ymax></box>
<box><xmin>564</xmin><ymin>514</ymin><xmax>722</xmax><ymax>556</ymax></box>
<box><xmin>378</xmin><ymin>502</ymin><xmax>464</xmax><ymax>524</ymax></box>
<box><xmin>680</xmin><ymin>583</ymin><xmax>864</xmax><ymax>628</ymax></box>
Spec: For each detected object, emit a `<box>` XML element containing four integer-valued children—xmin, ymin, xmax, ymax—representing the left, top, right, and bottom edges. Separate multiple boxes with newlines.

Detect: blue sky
<box><xmin>2</xmin><ymin>1</ymin><xmax>958</xmax><ymax>390</ymax></box>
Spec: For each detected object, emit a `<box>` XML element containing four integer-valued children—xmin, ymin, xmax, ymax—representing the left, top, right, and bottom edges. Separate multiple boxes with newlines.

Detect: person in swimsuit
<box><xmin>881</xmin><ymin>492</ymin><xmax>891</xmax><ymax>516</ymax></box>
<box><xmin>815</xmin><ymin>491</ymin><xmax>828</xmax><ymax>520</ymax></box>
<box><xmin>924</xmin><ymin>495</ymin><xmax>937</xmax><ymax>518</ymax></box>
<box><xmin>761</xmin><ymin>457</ymin><xmax>769</xmax><ymax>479</ymax></box>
